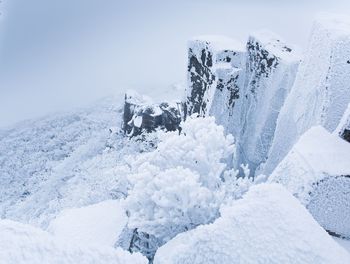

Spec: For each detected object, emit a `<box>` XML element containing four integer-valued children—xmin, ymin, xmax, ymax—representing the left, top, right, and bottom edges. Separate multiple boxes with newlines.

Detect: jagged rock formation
<box><xmin>335</xmin><ymin>103</ymin><xmax>350</xmax><ymax>142</ymax></box>
<box><xmin>239</xmin><ymin>31</ymin><xmax>299</xmax><ymax>173</ymax></box>
<box><xmin>269</xmin><ymin>126</ymin><xmax>350</xmax><ymax>239</ymax></box>
<box><xmin>123</xmin><ymin>92</ymin><xmax>182</xmax><ymax>137</ymax></box>
<box><xmin>185</xmin><ymin>33</ymin><xmax>299</xmax><ymax>174</ymax></box>
<box><xmin>185</xmin><ymin>36</ymin><xmax>245</xmax><ymax>120</ymax></box>
<box><xmin>262</xmin><ymin>15</ymin><xmax>350</xmax><ymax>175</ymax></box>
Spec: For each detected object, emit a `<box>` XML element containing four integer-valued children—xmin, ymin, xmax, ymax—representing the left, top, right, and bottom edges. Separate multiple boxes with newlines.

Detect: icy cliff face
<box><xmin>185</xmin><ymin>33</ymin><xmax>299</xmax><ymax>174</ymax></box>
<box><xmin>239</xmin><ymin>31</ymin><xmax>299</xmax><ymax>173</ymax></box>
<box><xmin>269</xmin><ymin>126</ymin><xmax>350</xmax><ymax>238</ymax></box>
<box><xmin>185</xmin><ymin>36</ymin><xmax>245</xmax><ymax>119</ymax></box>
<box><xmin>263</xmin><ymin>15</ymin><xmax>350</xmax><ymax>175</ymax></box>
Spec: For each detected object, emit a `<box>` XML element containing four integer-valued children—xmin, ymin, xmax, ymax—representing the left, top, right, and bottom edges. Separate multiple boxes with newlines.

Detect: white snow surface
<box><xmin>48</xmin><ymin>200</ymin><xmax>127</xmax><ymax>248</ymax></box>
<box><xmin>154</xmin><ymin>184</ymin><xmax>350</xmax><ymax>264</ymax></box>
<box><xmin>0</xmin><ymin>97</ymin><xmax>143</xmax><ymax>227</ymax></box>
<box><xmin>269</xmin><ymin>126</ymin><xmax>350</xmax><ymax>203</ymax></box>
<box><xmin>268</xmin><ymin>126</ymin><xmax>350</xmax><ymax>238</ymax></box>
<box><xmin>0</xmin><ymin>219</ymin><xmax>147</xmax><ymax>264</ymax></box>
<box><xmin>263</xmin><ymin>14</ymin><xmax>350</xmax><ymax>175</ymax></box>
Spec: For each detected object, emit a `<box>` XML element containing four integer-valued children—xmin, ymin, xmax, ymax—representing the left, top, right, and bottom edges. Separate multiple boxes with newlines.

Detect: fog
<box><xmin>0</xmin><ymin>0</ymin><xmax>349</xmax><ymax>127</ymax></box>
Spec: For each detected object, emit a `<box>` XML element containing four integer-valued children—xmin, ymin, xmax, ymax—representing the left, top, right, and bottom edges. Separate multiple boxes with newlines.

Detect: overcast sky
<box><xmin>0</xmin><ymin>0</ymin><xmax>349</xmax><ymax>127</ymax></box>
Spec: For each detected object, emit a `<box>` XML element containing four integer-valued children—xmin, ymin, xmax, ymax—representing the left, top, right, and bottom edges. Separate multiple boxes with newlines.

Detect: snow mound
<box><xmin>0</xmin><ymin>219</ymin><xmax>147</xmax><ymax>264</ymax></box>
<box><xmin>263</xmin><ymin>14</ymin><xmax>350</xmax><ymax>175</ymax></box>
<box><xmin>154</xmin><ymin>184</ymin><xmax>350</xmax><ymax>264</ymax></box>
<box><xmin>48</xmin><ymin>200</ymin><xmax>127</xmax><ymax>247</ymax></box>
<box><xmin>269</xmin><ymin>126</ymin><xmax>350</xmax><ymax>238</ymax></box>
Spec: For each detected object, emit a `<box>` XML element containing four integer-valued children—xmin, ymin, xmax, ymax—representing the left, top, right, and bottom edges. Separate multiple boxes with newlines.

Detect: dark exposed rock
<box><xmin>117</xmin><ymin>227</ymin><xmax>161</xmax><ymax>262</ymax></box>
<box><xmin>123</xmin><ymin>92</ymin><xmax>182</xmax><ymax>137</ymax></box>
<box><xmin>336</xmin><ymin>105</ymin><xmax>350</xmax><ymax>143</ymax></box>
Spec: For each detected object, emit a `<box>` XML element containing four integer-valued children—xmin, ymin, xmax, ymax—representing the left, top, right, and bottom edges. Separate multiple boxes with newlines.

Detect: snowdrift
<box><xmin>0</xmin><ymin>219</ymin><xmax>147</xmax><ymax>264</ymax></box>
<box><xmin>269</xmin><ymin>126</ymin><xmax>350</xmax><ymax>238</ymax></box>
<box><xmin>154</xmin><ymin>184</ymin><xmax>350</xmax><ymax>264</ymax></box>
<box><xmin>48</xmin><ymin>200</ymin><xmax>127</xmax><ymax>248</ymax></box>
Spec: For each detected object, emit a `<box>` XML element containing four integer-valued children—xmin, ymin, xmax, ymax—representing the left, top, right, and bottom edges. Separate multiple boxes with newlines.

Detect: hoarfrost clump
<box><xmin>222</xmin><ymin>165</ymin><xmax>267</xmax><ymax>200</ymax></box>
<box><xmin>122</xmin><ymin>116</ymin><xmax>235</xmax><ymax>257</ymax></box>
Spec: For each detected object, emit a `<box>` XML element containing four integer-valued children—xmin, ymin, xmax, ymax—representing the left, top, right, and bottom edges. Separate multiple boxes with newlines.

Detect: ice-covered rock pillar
<box><xmin>239</xmin><ymin>31</ymin><xmax>299</xmax><ymax>175</ymax></box>
<box><xmin>262</xmin><ymin>15</ymin><xmax>350</xmax><ymax>175</ymax></box>
<box><xmin>185</xmin><ymin>36</ymin><xmax>245</xmax><ymax>120</ymax></box>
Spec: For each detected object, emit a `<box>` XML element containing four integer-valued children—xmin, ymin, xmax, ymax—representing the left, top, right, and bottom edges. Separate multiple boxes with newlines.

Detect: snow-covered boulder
<box><xmin>154</xmin><ymin>184</ymin><xmax>350</xmax><ymax>264</ymax></box>
<box><xmin>185</xmin><ymin>35</ymin><xmax>245</xmax><ymax>119</ymax></box>
<box><xmin>335</xmin><ymin>103</ymin><xmax>350</xmax><ymax>142</ymax></box>
<box><xmin>185</xmin><ymin>33</ymin><xmax>299</xmax><ymax>175</ymax></box>
<box><xmin>263</xmin><ymin>14</ymin><xmax>350</xmax><ymax>175</ymax></box>
<box><xmin>0</xmin><ymin>219</ymin><xmax>147</xmax><ymax>264</ymax></box>
<box><xmin>239</xmin><ymin>31</ymin><xmax>299</xmax><ymax>174</ymax></box>
<box><xmin>123</xmin><ymin>91</ymin><xmax>182</xmax><ymax>137</ymax></box>
<box><xmin>269</xmin><ymin>126</ymin><xmax>350</xmax><ymax>238</ymax></box>
<box><xmin>48</xmin><ymin>200</ymin><xmax>127</xmax><ymax>248</ymax></box>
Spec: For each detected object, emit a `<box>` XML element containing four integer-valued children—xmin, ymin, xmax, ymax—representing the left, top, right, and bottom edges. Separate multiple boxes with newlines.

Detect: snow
<box><xmin>121</xmin><ymin>116</ymin><xmax>235</xmax><ymax>256</ymax></box>
<box><xmin>269</xmin><ymin>126</ymin><xmax>350</xmax><ymax>238</ymax></box>
<box><xmin>249</xmin><ymin>29</ymin><xmax>300</xmax><ymax>61</ymax></box>
<box><xmin>0</xmin><ymin>219</ymin><xmax>147</xmax><ymax>264</ymax></box>
<box><xmin>154</xmin><ymin>184</ymin><xmax>350</xmax><ymax>264</ymax></box>
<box><xmin>334</xmin><ymin>237</ymin><xmax>350</xmax><ymax>253</ymax></box>
<box><xmin>0</xmin><ymin>97</ymin><xmax>145</xmax><ymax>227</ymax></box>
<box><xmin>48</xmin><ymin>200</ymin><xmax>127</xmax><ymax>248</ymax></box>
<box><xmin>263</xmin><ymin>14</ymin><xmax>350</xmax><ymax>175</ymax></box>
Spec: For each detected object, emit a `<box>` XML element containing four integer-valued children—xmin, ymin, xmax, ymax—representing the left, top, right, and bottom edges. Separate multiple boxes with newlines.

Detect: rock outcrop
<box><xmin>185</xmin><ymin>33</ymin><xmax>299</xmax><ymax>175</ymax></box>
<box><xmin>238</xmin><ymin>31</ymin><xmax>299</xmax><ymax>173</ymax></box>
<box><xmin>335</xmin><ymin>103</ymin><xmax>350</xmax><ymax>143</ymax></box>
<box><xmin>269</xmin><ymin>126</ymin><xmax>350</xmax><ymax>238</ymax></box>
<box><xmin>262</xmin><ymin>15</ymin><xmax>350</xmax><ymax>175</ymax></box>
<box><xmin>123</xmin><ymin>91</ymin><xmax>182</xmax><ymax>137</ymax></box>
<box><xmin>185</xmin><ymin>36</ymin><xmax>245</xmax><ymax>120</ymax></box>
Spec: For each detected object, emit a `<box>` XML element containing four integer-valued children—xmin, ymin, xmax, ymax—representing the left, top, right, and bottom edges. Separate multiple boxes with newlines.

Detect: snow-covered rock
<box><xmin>269</xmin><ymin>126</ymin><xmax>350</xmax><ymax>238</ymax></box>
<box><xmin>154</xmin><ymin>184</ymin><xmax>350</xmax><ymax>264</ymax></box>
<box><xmin>0</xmin><ymin>219</ymin><xmax>147</xmax><ymax>264</ymax></box>
<box><xmin>185</xmin><ymin>35</ymin><xmax>245</xmax><ymax>119</ymax></box>
<box><xmin>263</xmin><ymin>14</ymin><xmax>350</xmax><ymax>175</ymax></box>
<box><xmin>335</xmin><ymin>103</ymin><xmax>350</xmax><ymax>142</ymax></box>
<box><xmin>48</xmin><ymin>200</ymin><xmax>127</xmax><ymax>248</ymax></box>
<box><xmin>239</xmin><ymin>31</ymin><xmax>299</xmax><ymax>174</ymax></box>
<box><xmin>185</xmin><ymin>33</ymin><xmax>299</xmax><ymax>175</ymax></box>
<box><xmin>123</xmin><ymin>91</ymin><xmax>182</xmax><ymax>137</ymax></box>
